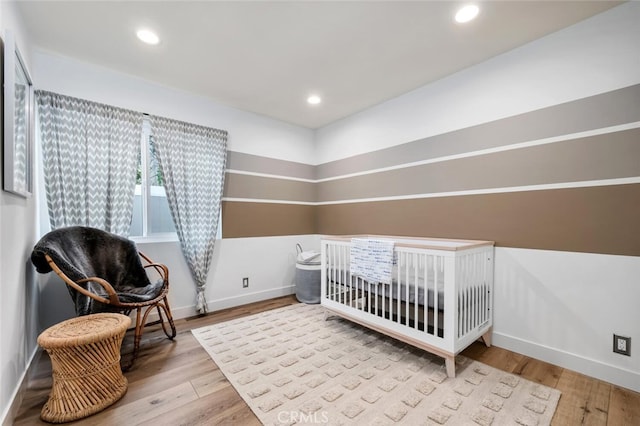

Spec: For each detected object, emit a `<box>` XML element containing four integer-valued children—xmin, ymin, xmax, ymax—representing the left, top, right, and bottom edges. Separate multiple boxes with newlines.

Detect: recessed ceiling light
<box><xmin>455</xmin><ymin>4</ymin><xmax>480</xmax><ymax>23</ymax></box>
<box><xmin>307</xmin><ymin>95</ymin><xmax>322</xmax><ymax>105</ymax></box>
<box><xmin>136</xmin><ymin>29</ymin><xmax>160</xmax><ymax>45</ymax></box>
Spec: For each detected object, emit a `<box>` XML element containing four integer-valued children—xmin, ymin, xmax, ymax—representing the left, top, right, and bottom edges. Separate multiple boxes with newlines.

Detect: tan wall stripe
<box><xmin>317</xmin><ymin>128</ymin><xmax>640</xmax><ymax>202</ymax></box>
<box><xmin>316</xmin><ymin>84</ymin><xmax>640</xmax><ymax>179</ymax></box>
<box><xmin>227</xmin><ymin>151</ymin><xmax>315</xmax><ymax>180</ymax></box>
<box><xmin>222</xmin><ymin>201</ymin><xmax>315</xmax><ymax>238</ymax></box>
<box><xmin>224</xmin><ymin>173</ymin><xmax>316</xmax><ymax>203</ymax></box>
<box><xmin>316</xmin><ymin>184</ymin><xmax>640</xmax><ymax>257</ymax></box>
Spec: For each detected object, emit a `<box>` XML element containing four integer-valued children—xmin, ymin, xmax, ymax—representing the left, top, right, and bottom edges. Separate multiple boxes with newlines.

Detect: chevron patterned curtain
<box><xmin>150</xmin><ymin>115</ymin><xmax>227</xmax><ymax>314</ymax></box>
<box><xmin>36</xmin><ymin>91</ymin><xmax>143</xmax><ymax>236</ymax></box>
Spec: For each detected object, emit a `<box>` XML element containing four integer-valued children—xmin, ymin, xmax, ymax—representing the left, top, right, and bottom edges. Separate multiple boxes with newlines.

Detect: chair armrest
<box><xmin>44</xmin><ymin>254</ymin><xmax>120</xmax><ymax>306</ymax></box>
<box><xmin>76</xmin><ymin>277</ymin><xmax>121</xmax><ymax>305</ymax></box>
<box><xmin>139</xmin><ymin>251</ymin><xmax>170</xmax><ymax>285</ymax></box>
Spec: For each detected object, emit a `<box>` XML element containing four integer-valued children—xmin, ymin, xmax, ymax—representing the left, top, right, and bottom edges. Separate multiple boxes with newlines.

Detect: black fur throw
<box><xmin>31</xmin><ymin>226</ymin><xmax>165</xmax><ymax>316</ymax></box>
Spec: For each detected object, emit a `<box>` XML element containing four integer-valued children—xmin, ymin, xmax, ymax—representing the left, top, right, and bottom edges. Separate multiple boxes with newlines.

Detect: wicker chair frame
<box><xmin>44</xmin><ymin>251</ymin><xmax>177</xmax><ymax>370</ymax></box>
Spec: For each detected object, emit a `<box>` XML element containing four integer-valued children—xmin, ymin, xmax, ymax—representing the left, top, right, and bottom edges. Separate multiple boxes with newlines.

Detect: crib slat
<box><xmin>480</xmin><ymin>253</ymin><xmax>484</xmax><ymax>324</ymax></box>
<box><xmin>468</xmin><ymin>254</ymin><xmax>473</xmax><ymax>333</ymax></box>
<box><xmin>464</xmin><ymin>256</ymin><xmax>468</xmax><ymax>337</ymax></box>
<box><xmin>336</xmin><ymin>244</ymin><xmax>340</xmax><ymax>302</ymax></box>
<box><xmin>366</xmin><ymin>276</ymin><xmax>370</xmax><ymax>313</ymax></box>
<box><xmin>434</xmin><ymin>256</ymin><xmax>439</xmax><ymax>335</ymax></box>
<box><xmin>422</xmin><ymin>255</ymin><xmax>427</xmax><ymax>333</ymax></box>
<box><xmin>475</xmin><ymin>253</ymin><xmax>481</xmax><ymax>329</ymax></box>
<box><xmin>344</xmin><ymin>246</ymin><xmax>350</xmax><ymax>307</ymax></box>
<box><xmin>391</xmin><ymin>253</ymin><xmax>400</xmax><ymax>324</ymax></box>
<box><xmin>456</xmin><ymin>255</ymin><xmax>465</xmax><ymax>337</ymax></box>
<box><xmin>339</xmin><ymin>244</ymin><xmax>342</xmax><ymax>302</ymax></box>
<box><xmin>484</xmin><ymin>253</ymin><xmax>488</xmax><ymax>323</ymax></box>
<box><xmin>485</xmin><ymin>253</ymin><xmax>490</xmax><ymax>323</ymax></box>
<box><xmin>468</xmin><ymin>255</ymin><xmax>472</xmax><ymax>334</ymax></box>
<box><xmin>335</xmin><ymin>244</ymin><xmax>340</xmax><ymax>302</ymax></box>
<box><xmin>461</xmin><ymin>255</ymin><xmax>465</xmax><ymax>337</ymax></box>
<box><xmin>473</xmin><ymin>254</ymin><xmax>478</xmax><ymax>330</ymax></box>
<box><xmin>404</xmin><ymin>252</ymin><xmax>409</xmax><ymax>326</ymax></box>
<box><xmin>482</xmin><ymin>253</ymin><xmax>488</xmax><ymax>324</ymax></box>
<box><xmin>471</xmin><ymin>255</ymin><xmax>475</xmax><ymax>331</ymax></box>
<box><xmin>381</xmin><ymin>274</ymin><xmax>386</xmax><ymax>319</ymax></box>
<box><xmin>472</xmin><ymin>254</ymin><xmax>477</xmax><ymax>331</ymax></box>
<box><xmin>417</xmin><ymin>254</ymin><xmax>421</xmax><ymax>331</ymax></box>
<box><xmin>415</xmin><ymin>253</ymin><xmax>418</xmax><ymax>328</ymax></box>
<box><xmin>335</xmin><ymin>244</ymin><xmax>340</xmax><ymax>303</ymax></box>
<box><xmin>326</xmin><ymin>242</ymin><xmax>330</xmax><ymax>300</ymax></box>
<box><xmin>397</xmin><ymin>252</ymin><xmax>401</xmax><ymax>325</ymax></box>
<box><xmin>329</xmin><ymin>244</ymin><xmax>334</xmax><ymax>301</ymax></box>
<box><xmin>375</xmin><ymin>273</ymin><xmax>379</xmax><ymax>316</ymax></box>
<box><xmin>333</xmin><ymin>244</ymin><xmax>338</xmax><ymax>302</ymax></box>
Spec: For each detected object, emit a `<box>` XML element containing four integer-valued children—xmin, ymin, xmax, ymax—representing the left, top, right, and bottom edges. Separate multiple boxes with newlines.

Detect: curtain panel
<box><xmin>150</xmin><ymin>115</ymin><xmax>227</xmax><ymax>313</ymax></box>
<box><xmin>36</xmin><ymin>91</ymin><xmax>143</xmax><ymax>236</ymax></box>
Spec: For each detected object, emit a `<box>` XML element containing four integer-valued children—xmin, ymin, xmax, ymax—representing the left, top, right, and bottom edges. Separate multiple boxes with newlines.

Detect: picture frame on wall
<box><xmin>3</xmin><ymin>29</ymin><xmax>34</xmax><ymax>198</ymax></box>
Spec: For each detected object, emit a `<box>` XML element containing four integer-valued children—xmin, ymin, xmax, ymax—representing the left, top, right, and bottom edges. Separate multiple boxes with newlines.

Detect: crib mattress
<box><xmin>329</xmin><ymin>271</ymin><xmax>445</xmax><ymax>310</ymax></box>
<box><xmin>329</xmin><ymin>271</ymin><xmax>489</xmax><ymax>311</ymax></box>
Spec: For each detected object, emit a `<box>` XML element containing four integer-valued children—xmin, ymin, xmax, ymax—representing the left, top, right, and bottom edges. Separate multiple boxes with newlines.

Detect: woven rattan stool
<box><xmin>37</xmin><ymin>313</ymin><xmax>131</xmax><ymax>423</ymax></box>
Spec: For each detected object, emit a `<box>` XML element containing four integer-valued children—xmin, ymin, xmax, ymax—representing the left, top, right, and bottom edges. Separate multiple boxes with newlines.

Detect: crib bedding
<box><xmin>329</xmin><ymin>269</ymin><xmax>445</xmax><ymax>310</ymax></box>
<box><xmin>329</xmin><ymin>270</ymin><xmax>490</xmax><ymax>312</ymax></box>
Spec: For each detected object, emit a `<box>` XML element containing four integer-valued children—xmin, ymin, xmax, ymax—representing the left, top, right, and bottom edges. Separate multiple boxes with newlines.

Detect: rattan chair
<box><xmin>32</xmin><ymin>226</ymin><xmax>177</xmax><ymax>370</ymax></box>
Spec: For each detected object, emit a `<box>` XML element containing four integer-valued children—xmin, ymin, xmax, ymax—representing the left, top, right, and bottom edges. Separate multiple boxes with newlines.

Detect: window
<box><xmin>130</xmin><ymin>117</ymin><xmax>222</xmax><ymax>241</ymax></box>
<box><xmin>130</xmin><ymin>118</ymin><xmax>177</xmax><ymax>240</ymax></box>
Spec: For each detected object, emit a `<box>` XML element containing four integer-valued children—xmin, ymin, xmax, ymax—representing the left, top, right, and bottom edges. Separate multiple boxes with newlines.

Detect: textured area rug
<box><xmin>192</xmin><ymin>304</ymin><xmax>560</xmax><ymax>425</ymax></box>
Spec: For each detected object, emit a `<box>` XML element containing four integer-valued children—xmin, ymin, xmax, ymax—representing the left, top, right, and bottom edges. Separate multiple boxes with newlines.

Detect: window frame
<box><xmin>130</xmin><ymin>118</ymin><xmax>178</xmax><ymax>243</ymax></box>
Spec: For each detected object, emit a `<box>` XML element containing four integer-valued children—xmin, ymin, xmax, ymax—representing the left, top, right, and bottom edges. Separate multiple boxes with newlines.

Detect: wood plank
<box><xmin>552</xmin><ymin>369</ymin><xmax>611</xmax><ymax>426</ymax></box>
<box><xmin>82</xmin><ymin>382</ymin><xmax>199</xmax><ymax>425</ymax></box>
<box><xmin>461</xmin><ymin>341</ymin><xmax>526</xmax><ymax>373</ymax></box>
<box><xmin>11</xmin><ymin>295</ymin><xmax>638</xmax><ymax>426</ymax></box>
<box><xmin>122</xmin><ymin>357</ymin><xmax>218</xmax><ymax>403</ymax></box>
<box><xmin>191</xmin><ymin>371</ymin><xmax>231</xmax><ymax>398</ymax></box>
<box><xmin>512</xmin><ymin>356</ymin><xmax>563</xmax><ymax>388</ymax></box>
<box><xmin>138</xmin><ymin>381</ymin><xmax>260</xmax><ymax>426</ymax></box>
<box><xmin>124</xmin><ymin>338</ymin><xmax>213</xmax><ymax>384</ymax></box>
<box><xmin>607</xmin><ymin>385</ymin><xmax>640</xmax><ymax>426</ymax></box>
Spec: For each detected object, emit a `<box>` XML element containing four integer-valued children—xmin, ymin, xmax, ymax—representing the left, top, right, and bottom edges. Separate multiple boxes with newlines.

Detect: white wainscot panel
<box><xmin>138</xmin><ymin>234</ymin><xmax>321</xmax><ymax>318</ymax></box>
<box><xmin>492</xmin><ymin>247</ymin><xmax>640</xmax><ymax>392</ymax></box>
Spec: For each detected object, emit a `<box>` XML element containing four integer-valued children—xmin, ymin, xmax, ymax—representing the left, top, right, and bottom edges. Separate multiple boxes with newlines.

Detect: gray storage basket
<box><xmin>295</xmin><ymin>244</ymin><xmax>321</xmax><ymax>304</ymax></box>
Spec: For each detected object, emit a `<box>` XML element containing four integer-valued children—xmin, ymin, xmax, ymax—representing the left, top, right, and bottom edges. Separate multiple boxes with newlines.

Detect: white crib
<box><xmin>320</xmin><ymin>235</ymin><xmax>494</xmax><ymax>377</ymax></box>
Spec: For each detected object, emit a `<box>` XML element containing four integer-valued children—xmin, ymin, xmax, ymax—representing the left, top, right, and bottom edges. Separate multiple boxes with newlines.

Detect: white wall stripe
<box><xmin>226</xmin><ymin>122</ymin><xmax>640</xmax><ymax>184</ymax></box>
<box><xmin>224</xmin><ymin>177</ymin><xmax>640</xmax><ymax>206</ymax></box>
<box><xmin>225</xmin><ymin>169</ymin><xmax>315</xmax><ymax>183</ymax></box>
<box><xmin>222</xmin><ymin>197</ymin><xmax>316</xmax><ymax>206</ymax></box>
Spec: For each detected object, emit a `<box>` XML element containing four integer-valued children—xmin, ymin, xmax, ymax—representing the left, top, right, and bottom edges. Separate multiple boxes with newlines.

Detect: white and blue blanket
<box><xmin>349</xmin><ymin>238</ymin><xmax>395</xmax><ymax>285</ymax></box>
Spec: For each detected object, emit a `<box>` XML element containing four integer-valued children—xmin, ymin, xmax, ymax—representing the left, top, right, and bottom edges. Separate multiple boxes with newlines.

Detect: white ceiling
<box><xmin>17</xmin><ymin>1</ymin><xmax>621</xmax><ymax>129</ymax></box>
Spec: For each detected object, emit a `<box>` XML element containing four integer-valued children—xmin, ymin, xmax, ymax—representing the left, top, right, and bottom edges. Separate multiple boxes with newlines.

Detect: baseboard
<box><xmin>1</xmin><ymin>348</ymin><xmax>40</xmax><ymax>426</ymax></box>
<box><xmin>145</xmin><ymin>285</ymin><xmax>296</xmax><ymax>323</ymax></box>
<box><xmin>205</xmin><ymin>285</ymin><xmax>297</xmax><ymax>313</ymax></box>
<box><xmin>493</xmin><ymin>331</ymin><xmax>640</xmax><ymax>393</ymax></box>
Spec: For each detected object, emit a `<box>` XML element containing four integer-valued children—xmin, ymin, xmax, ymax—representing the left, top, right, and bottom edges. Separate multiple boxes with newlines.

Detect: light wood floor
<box><xmin>13</xmin><ymin>295</ymin><xmax>640</xmax><ymax>425</ymax></box>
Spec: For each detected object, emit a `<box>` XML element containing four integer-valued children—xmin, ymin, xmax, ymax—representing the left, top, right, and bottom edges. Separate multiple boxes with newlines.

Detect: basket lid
<box><xmin>297</xmin><ymin>250</ymin><xmax>321</xmax><ymax>265</ymax></box>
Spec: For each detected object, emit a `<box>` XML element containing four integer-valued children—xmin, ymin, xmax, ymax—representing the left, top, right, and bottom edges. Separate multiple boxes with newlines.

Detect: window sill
<box><xmin>131</xmin><ymin>234</ymin><xmax>180</xmax><ymax>244</ymax></box>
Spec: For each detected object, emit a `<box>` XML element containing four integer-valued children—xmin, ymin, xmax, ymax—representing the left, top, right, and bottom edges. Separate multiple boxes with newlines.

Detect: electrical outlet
<box><xmin>613</xmin><ymin>334</ymin><xmax>631</xmax><ymax>356</ymax></box>
<box><xmin>242</xmin><ymin>277</ymin><xmax>249</xmax><ymax>288</ymax></box>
